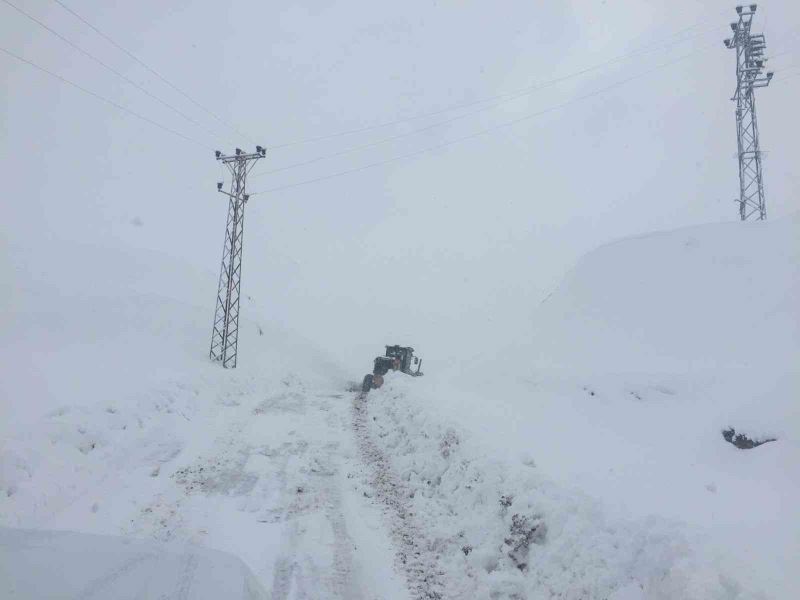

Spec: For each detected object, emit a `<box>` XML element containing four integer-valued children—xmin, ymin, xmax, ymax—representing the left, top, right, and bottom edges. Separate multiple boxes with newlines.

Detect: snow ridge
<box><xmin>353</xmin><ymin>392</ymin><xmax>447</xmax><ymax>599</ymax></box>
<box><xmin>360</xmin><ymin>376</ymin><xmax>766</xmax><ymax>599</ymax></box>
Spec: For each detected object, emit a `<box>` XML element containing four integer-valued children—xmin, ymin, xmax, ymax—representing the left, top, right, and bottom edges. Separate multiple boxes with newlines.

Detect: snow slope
<box><xmin>0</xmin><ymin>237</ymin><xmax>408</xmax><ymax>599</ymax></box>
<box><xmin>360</xmin><ymin>214</ymin><xmax>799</xmax><ymax>598</ymax></box>
<box><xmin>528</xmin><ymin>213</ymin><xmax>799</xmax><ymax>373</ymax></box>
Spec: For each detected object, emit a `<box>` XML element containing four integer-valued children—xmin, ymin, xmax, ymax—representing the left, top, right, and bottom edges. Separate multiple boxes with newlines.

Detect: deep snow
<box><xmin>1</xmin><ymin>213</ymin><xmax>797</xmax><ymax>599</ymax></box>
<box><xmin>363</xmin><ymin>214</ymin><xmax>799</xmax><ymax>597</ymax></box>
<box><xmin>0</xmin><ymin>237</ymin><xmax>408</xmax><ymax>599</ymax></box>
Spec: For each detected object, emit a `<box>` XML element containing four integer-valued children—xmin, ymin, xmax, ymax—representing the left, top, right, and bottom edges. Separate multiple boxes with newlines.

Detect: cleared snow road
<box><xmin>2</xmin><ymin>370</ymin><xmax>410</xmax><ymax>599</ymax></box>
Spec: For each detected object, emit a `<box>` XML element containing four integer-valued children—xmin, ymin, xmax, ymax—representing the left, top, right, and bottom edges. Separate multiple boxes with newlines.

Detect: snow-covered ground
<box><xmin>359</xmin><ymin>213</ymin><xmax>799</xmax><ymax>598</ymax></box>
<box><xmin>0</xmin><ymin>238</ymin><xmax>407</xmax><ymax>599</ymax></box>
<box><xmin>0</xmin><ymin>527</ymin><xmax>268</xmax><ymax>599</ymax></box>
<box><xmin>1</xmin><ymin>213</ymin><xmax>797</xmax><ymax>599</ymax></box>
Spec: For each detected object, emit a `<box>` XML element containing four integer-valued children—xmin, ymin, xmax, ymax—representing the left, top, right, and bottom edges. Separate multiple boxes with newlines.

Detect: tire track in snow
<box><xmin>322</xmin><ymin>465</ymin><xmax>361</xmax><ymax>600</ymax></box>
<box><xmin>76</xmin><ymin>552</ymin><xmax>155</xmax><ymax>599</ymax></box>
<box><xmin>352</xmin><ymin>393</ymin><xmax>447</xmax><ymax>600</ymax></box>
<box><xmin>174</xmin><ymin>551</ymin><xmax>199</xmax><ymax>600</ymax></box>
<box><xmin>269</xmin><ymin>393</ymin><xmax>363</xmax><ymax>600</ymax></box>
<box><xmin>270</xmin><ymin>520</ymin><xmax>301</xmax><ymax>600</ymax></box>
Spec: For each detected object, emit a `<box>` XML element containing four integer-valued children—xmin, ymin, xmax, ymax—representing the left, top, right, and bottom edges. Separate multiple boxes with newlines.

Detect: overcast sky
<box><xmin>2</xmin><ymin>0</ymin><xmax>798</xmax><ymax>369</ymax></box>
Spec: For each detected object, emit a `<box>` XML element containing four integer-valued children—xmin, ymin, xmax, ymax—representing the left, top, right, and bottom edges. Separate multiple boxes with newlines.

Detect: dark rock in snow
<box><xmin>722</xmin><ymin>428</ymin><xmax>776</xmax><ymax>450</ymax></box>
<box><xmin>504</xmin><ymin>513</ymin><xmax>547</xmax><ymax>571</ymax></box>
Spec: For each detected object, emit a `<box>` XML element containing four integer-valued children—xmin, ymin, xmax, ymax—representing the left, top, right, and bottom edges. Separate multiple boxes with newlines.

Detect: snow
<box><xmin>526</xmin><ymin>215</ymin><xmax>799</xmax><ymax>373</ymax></box>
<box><xmin>0</xmin><ymin>237</ymin><xmax>408</xmax><ymax>599</ymax></box>
<box><xmin>357</xmin><ymin>213</ymin><xmax>799</xmax><ymax>598</ymax></box>
<box><xmin>1</xmin><ymin>213</ymin><xmax>797</xmax><ymax>598</ymax></box>
<box><xmin>0</xmin><ymin>527</ymin><xmax>267</xmax><ymax>600</ymax></box>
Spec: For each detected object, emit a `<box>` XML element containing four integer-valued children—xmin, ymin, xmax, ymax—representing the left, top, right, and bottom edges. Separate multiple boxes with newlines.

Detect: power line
<box><xmin>49</xmin><ymin>2</ymin><xmax>730</xmax><ymax>158</ymax></box>
<box><xmin>254</xmin><ymin>24</ymin><xmax>725</xmax><ymax>180</ymax></box>
<box><xmin>0</xmin><ymin>46</ymin><xmax>209</xmax><ymax>149</ymax></box>
<box><xmin>775</xmin><ymin>69</ymin><xmax>800</xmax><ymax>82</ymax></box>
<box><xmin>268</xmin><ymin>11</ymin><xmax>729</xmax><ymax>150</ymax></box>
<box><xmin>769</xmin><ymin>45</ymin><xmax>800</xmax><ymax>61</ymax></box>
<box><xmin>251</xmin><ymin>41</ymin><xmax>717</xmax><ymax>197</ymax></box>
<box><xmin>50</xmin><ymin>0</ymin><xmax>256</xmax><ymax>145</ymax></box>
<box><xmin>1</xmin><ymin>0</ymin><xmax>231</xmax><ymax>146</ymax></box>
<box><xmin>768</xmin><ymin>25</ymin><xmax>800</xmax><ymax>53</ymax></box>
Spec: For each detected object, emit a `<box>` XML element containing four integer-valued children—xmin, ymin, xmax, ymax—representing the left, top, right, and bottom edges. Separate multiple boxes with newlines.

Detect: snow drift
<box><xmin>529</xmin><ymin>214</ymin><xmax>799</xmax><ymax>373</ymax></box>
<box><xmin>363</xmin><ymin>214</ymin><xmax>799</xmax><ymax>598</ymax></box>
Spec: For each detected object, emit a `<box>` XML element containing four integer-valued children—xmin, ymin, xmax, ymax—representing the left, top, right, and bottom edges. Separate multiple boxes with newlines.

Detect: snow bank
<box><xmin>362</xmin><ymin>215</ymin><xmax>799</xmax><ymax>598</ymax></box>
<box><xmin>529</xmin><ymin>214</ymin><xmax>800</xmax><ymax>373</ymax></box>
<box><xmin>0</xmin><ymin>527</ymin><xmax>267</xmax><ymax>599</ymax></box>
<box><xmin>363</xmin><ymin>376</ymin><xmax>766</xmax><ymax>599</ymax></box>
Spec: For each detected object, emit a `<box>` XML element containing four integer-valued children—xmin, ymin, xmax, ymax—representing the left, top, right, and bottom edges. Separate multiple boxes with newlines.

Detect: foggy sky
<box><xmin>2</xmin><ymin>0</ymin><xmax>798</xmax><ymax>370</ymax></box>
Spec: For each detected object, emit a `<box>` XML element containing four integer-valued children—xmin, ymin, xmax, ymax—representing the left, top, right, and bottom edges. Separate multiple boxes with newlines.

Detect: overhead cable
<box><xmin>254</xmin><ymin>25</ymin><xmax>726</xmax><ymax>180</ymax></box>
<box><xmin>269</xmin><ymin>12</ymin><xmax>729</xmax><ymax>150</ymax></box>
<box><xmin>251</xmin><ymin>42</ymin><xmax>717</xmax><ymax>196</ymax></box>
<box><xmin>1</xmin><ymin>46</ymin><xmax>209</xmax><ymax>149</ymax></box>
<box><xmin>51</xmin><ymin>0</ymin><xmax>256</xmax><ymax>145</ymax></box>
<box><xmin>2</xmin><ymin>0</ymin><xmax>231</xmax><ymax>146</ymax></box>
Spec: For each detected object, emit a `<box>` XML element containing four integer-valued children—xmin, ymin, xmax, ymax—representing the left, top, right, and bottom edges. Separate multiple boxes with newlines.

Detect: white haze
<box><xmin>2</xmin><ymin>0</ymin><xmax>798</xmax><ymax>367</ymax></box>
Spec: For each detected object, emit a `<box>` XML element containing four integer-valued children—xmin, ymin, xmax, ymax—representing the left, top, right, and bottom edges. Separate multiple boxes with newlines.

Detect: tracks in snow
<box><xmin>352</xmin><ymin>393</ymin><xmax>447</xmax><ymax>600</ymax></box>
<box><xmin>118</xmin><ymin>378</ymin><xmax>377</xmax><ymax>599</ymax></box>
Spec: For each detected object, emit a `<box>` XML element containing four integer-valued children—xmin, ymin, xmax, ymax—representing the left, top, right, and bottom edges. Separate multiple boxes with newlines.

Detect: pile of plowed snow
<box><xmin>364</xmin><ymin>214</ymin><xmax>799</xmax><ymax>599</ymax></box>
<box><xmin>528</xmin><ymin>214</ymin><xmax>799</xmax><ymax>373</ymax></box>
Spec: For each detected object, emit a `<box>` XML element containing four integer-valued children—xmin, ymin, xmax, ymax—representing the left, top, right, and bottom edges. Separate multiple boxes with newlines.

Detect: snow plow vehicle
<box><xmin>360</xmin><ymin>345</ymin><xmax>423</xmax><ymax>395</ymax></box>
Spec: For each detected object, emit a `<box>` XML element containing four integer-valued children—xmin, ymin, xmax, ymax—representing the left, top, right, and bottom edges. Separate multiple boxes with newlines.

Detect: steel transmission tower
<box><xmin>209</xmin><ymin>146</ymin><xmax>266</xmax><ymax>368</ymax></box>
<box><xmin>724</xmin><ymin>5</ymin><xmax>773</xmax><ymax>221</ymax></box>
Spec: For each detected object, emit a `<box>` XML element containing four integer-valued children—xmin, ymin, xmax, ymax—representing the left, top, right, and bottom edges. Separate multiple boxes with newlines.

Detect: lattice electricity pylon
<box><xmin>209</xmin><ymin>146</ymin><xmax>266</xmax><ymax>368</ymax></box>
<box><xmin>724</xmin><ymin>5</ymin><xmax>773</xmax><ymax>221</ymax></box>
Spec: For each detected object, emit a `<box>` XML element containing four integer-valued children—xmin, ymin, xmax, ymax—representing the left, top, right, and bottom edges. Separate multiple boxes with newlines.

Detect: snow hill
<box><xmin>384</xmin><ymin>213</ymin><xmax>799</xmax><ymax>598</ymax></box>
